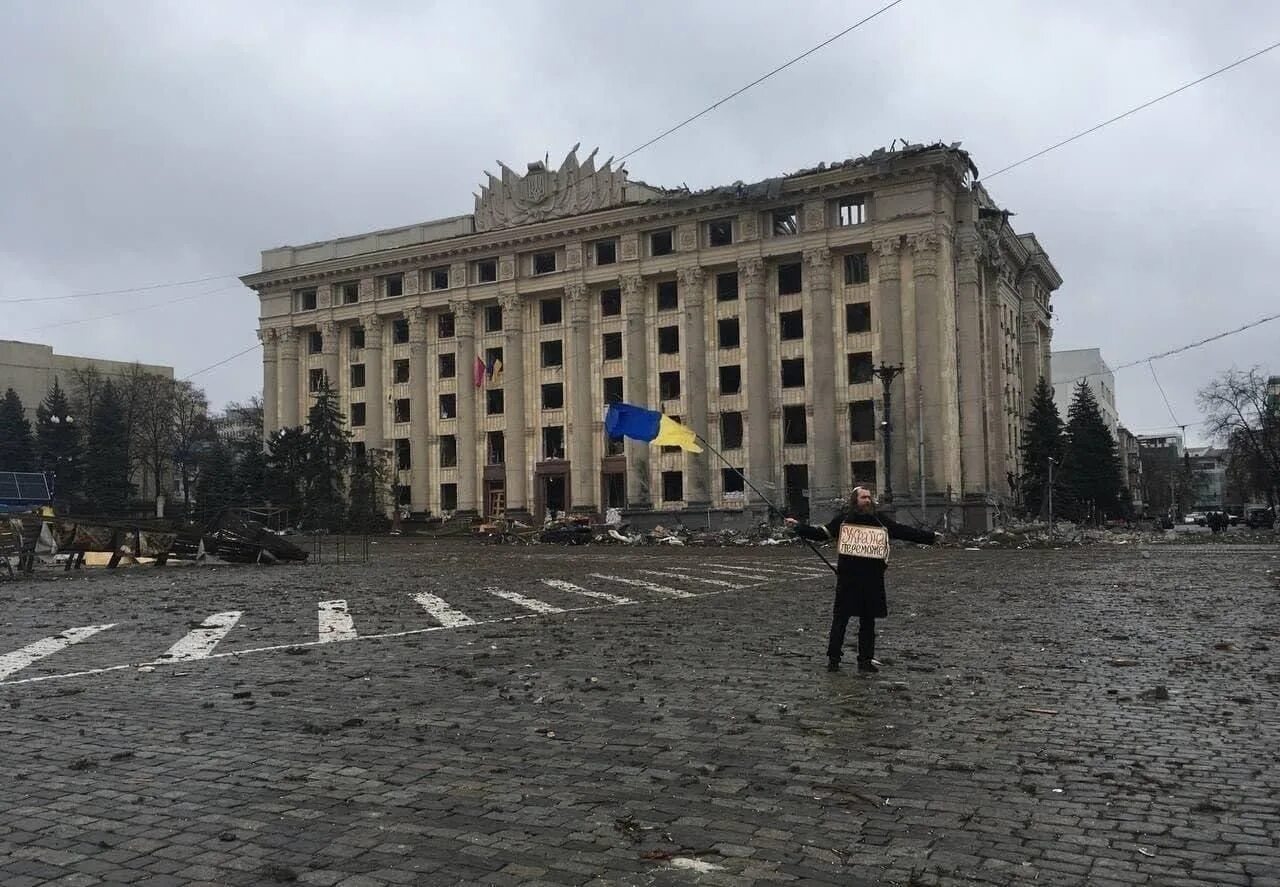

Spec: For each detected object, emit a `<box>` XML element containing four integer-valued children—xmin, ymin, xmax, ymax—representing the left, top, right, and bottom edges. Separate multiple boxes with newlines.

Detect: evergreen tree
<box><xmin>0</xmin><ymin>388</ymin><xmax>35</xmax><ymax>471</ymax></box>
<box><xmin>1062</xmin><ymin>380</ymin><xmax>1123</xmax><ymax>521</ymax></box>
<box><xmin>82</xmin><ymin>380</ymin><xmax>134</xmax><ymax>513</ymax></box>
<box><xmin>35</xmin><ymin>379</ymin><xmax>83</xmax><ymax>508</ymax></box>
<box><xmin>194</xmin><ymin>441</ymin><xmax>237</xmax><ymax>519</ymax></box>
<box><xmin>301</xmin><ymin>375</ymin><xmax>350</xmax><ymax>529</ymax></box>
<box><xmin>1019</xmin><ymin>377</ymin><xmax>1066</xmax><ymax>519</ymax></box>
<box><xmin>347</xmin><ymin>447</ymin><xmax>389</xmax><ymax>532</ymax></box>
<box><xmin>266</xmin><ymin>426</ymin><xmax>308</xmax><ymax>516</ymax></box>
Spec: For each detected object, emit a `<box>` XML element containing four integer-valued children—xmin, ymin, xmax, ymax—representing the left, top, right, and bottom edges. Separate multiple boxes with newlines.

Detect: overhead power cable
<box><xmin>618</xmin><ymin>0</ymin><xmax>907</xmax><ymax>162</ymax></box>
<box><xmin>0</xmin><ymin>273</ymin><xmax>239</xmax><ymax>304</ymax></box>
<box><xmin>985</xmin><ymin>39</ymin><xmax>1280</xmax><ymax>179</ymax></box>
<box><xmin>183</xmin><ymin>342</ymin><xmax>262</xmax><ymax>381</ymax></box>
<box><xmin>1147</xmin><ymin>361</ymin><xmax>1180</xmax><ymax>426</ymax></box>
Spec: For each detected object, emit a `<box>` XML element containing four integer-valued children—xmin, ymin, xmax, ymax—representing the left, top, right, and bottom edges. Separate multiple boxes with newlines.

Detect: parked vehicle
<box><xmin>1245</xmin><ymin>506</ymin><xmax>1276</xmax><ymax>529</ymax></box>
<box><xmin>1183</xmin><ymin>512</ymin><xmax>1207</xmax><ymax>526</ymax></box>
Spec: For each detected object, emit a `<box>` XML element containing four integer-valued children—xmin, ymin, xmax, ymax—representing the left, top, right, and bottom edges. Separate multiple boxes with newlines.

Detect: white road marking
<box><xmin>637</xmin><ymin>569</ymin><xmax>744</xmax><ymax>588</ymax></box>
<box><xmin>665</xmin><ymin>565</ymin><xmax>770</xmax><ymax>580</ymax></box>
<box><xmin>487</xmin><ymin>588</ymin><xmax>563</xmax><ymax>614</ymax></box>
<box><xmin>413</xmin><ymin>592</ymin><xmax>475</xmax><ymax>628</ymax></box>
<box><xmin>541</xmin><ymin>578</ymin><xmax>633</xmax><ymax>606</ymax></box>
<box><xmin>318</xmin><ymin>599</ymin><xmax>357</xmax><ymax>642</ymax></box>
<box><xmin>162</xmin><ymin>611</ymin><xmax>243</xmax><ymax>661</ymax></box>
<box><xmin>587</xmin><ymin>573</ymin><xmax>694</xmax><ymax>598</ymax></box>
<box><xmin>0</xmin><ymin>624</ymin><xmax>116</xmax><ymax>680</ymax></box>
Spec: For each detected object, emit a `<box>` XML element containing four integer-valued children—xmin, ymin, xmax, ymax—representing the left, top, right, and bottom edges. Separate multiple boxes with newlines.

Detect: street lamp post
<box><xmin>872</xmin><ymin>363</ymin><xmax>905</xmax><ymax>503</ymax></box>
<box><xmin>1047</xmin><ymin>456</ymin><xmax>1056</xmax><ymax>539</ymax></box>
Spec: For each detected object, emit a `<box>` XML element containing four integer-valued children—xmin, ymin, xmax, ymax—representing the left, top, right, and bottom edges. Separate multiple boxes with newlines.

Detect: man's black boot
<box><xmin>857</xmin><ymin>659</ymin><xmax>879</xmax><ymax>673</ymax></box>
<box><xmin>827</xmin><ymin>658</ymin><xmax>840</xmax><ymax>672</ymax></box>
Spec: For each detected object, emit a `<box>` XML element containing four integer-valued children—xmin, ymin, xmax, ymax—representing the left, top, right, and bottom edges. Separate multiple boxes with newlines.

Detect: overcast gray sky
<box><xmin>2</xmin><ymin>0</ymin><xmax>1277</xmax><ymax>445</ymax></box>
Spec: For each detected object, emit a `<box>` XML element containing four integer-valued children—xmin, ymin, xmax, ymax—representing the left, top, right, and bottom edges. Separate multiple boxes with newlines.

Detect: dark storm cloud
<box><xmin>1</xmin><ymin>0</ymin><xmax>1276</xmax><ymax>442</ymax></box>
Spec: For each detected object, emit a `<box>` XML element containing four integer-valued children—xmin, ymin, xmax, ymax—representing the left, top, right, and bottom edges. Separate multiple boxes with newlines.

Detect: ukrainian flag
<box><xmin>605</xmin><ymin>402</ymin><xmax>703</xmax><ymax>453</ymax></box>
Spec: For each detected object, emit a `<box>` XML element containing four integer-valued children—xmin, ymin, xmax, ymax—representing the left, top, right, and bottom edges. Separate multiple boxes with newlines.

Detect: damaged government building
<box><xmin>242</xmin><ymin>141</ymin><xmax>1061</xmax><ymax>532</ymax></box>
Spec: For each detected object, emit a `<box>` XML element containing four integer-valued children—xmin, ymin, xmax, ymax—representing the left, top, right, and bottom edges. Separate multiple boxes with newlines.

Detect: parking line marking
<box><xmin>541</xmin><ymin>579</ymin><xmax>633</xmax><ymax>605</ymax></box>
<box><xmin>637</xmin><ymin>569</ymin><xmax>744</xmax><ymax>588</ymax></box>
<box><xmin>587</xmin><ymin>573</ymin><xmax>695</xmax><ymax>598</ymax></box>
<box><xmin>318</xmin><ymin>599</ymin><xmax>357</xmax><ymax>642</ymax></box>
<box><xmin>487</xmin><ymin>588</ymin><xmax>564</xmax><ymax>614</ymax></box>
<box><xmin>413</xmin><ymin>592</ymin><xmax>475</xmax><ymax>628</ymax></box>
<box><xmin>666</xmin><ymin>565</ymin><xmax>770</xmax><ymax>580</ymax></box>
<box><xmin>0</xmin><ymin>624</ymin><xmax>116</xmax><ymax>680</ymax></box>
<box><xmin>162</xmin><ymin>611</ymin><xmax>243</xmax><ymax>661</ymax></box>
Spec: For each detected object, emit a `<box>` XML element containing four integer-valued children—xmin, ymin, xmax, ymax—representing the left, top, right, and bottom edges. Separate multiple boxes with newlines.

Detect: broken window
<box><xmin>484</xmin><ymin>305</ymin><xmax>503</xmax><ymax>333</ymax></box>
<box><xmin>392</xmin><ymin>318</ymin><xmax>409</xmax><ymax>344</ymax></box>
<box><xmin>440</xmin><ymin>482</ymin><xmax>458</xmax><ymax>510</ymax></box>
<box><xmin>485</xmin><ymin>346</ymin><xmax>503</xmax><ymax>380</ymax></box>
<box><xmin>437</xmin><ymin>313</ymin><xmax>455</xmax><ymax>339</ymax></box>
<box><xmin>718</xmin><ymin>317</ymin><xmax>740</xmax><ymax>349</ymax></box>
<box><xmin>844</xmin><ymin>253</ymin><xmax>870</xmax><ymax>285</ymax></box>
<box><xmin>602</xmin><ymin>332</ymin><xmax>623</xmax><ymax>361</ymax></box>
<box><xmin>533</xmin><ymin>251</ymin><xmax>557</xmax><ymax>275</ymax></box>
<box><xmin>383</xmin><ymin>274</ymin><xmax>404</xmax><ymax>298</ymax></box>
<box><xmin>439</xmin><ymin>393</ymin><xmax>456</xmax><ymax>419</ymax></box>
<box><xmin>778</xmin><ymin>263</ymin><xmax>802</xmax><ymax>295</ymax></box>
<box><xmin>308</xmin><ymin>368</ymin><xmax>324</xmax><ymax>392</ymax></box>
<box><xmin>719</xmin><ymin>364</ymin><xmax>741</xmax><ymax>395</ymax></box>
<box><xmin>657</xmin><ymin>325</ymin><xmax>680</xmax><ymax>354</ymax></box>
<box><xmin>394</xmin><ymin>398</ymin><xmax>411</xmax><ymax>423</ymax></box>
<box><xmin>350</xmin><ymin>402</ymin><xmax>366</xmax><ymax>427</ymax></box>
<box><xmin>541</xmin><ymin>339</ymin><xmax>563</xmax><ymax>368</ymax></box>
<box><xmin>605</xmin><ymin>436</ymin><xmax>625</xmax><ymax>457</ymax></box>
<box><xmin>600</xmin><ymin>288</ymin><xmax>621</xmax><ymax>317</ymax></box>
<box><xmin>721</xmin><ymin>467</ymin><xmax>745</xmax><ymax>493</ymax></box>
<box><xmin>395</xmin><ymin>438</ymin><xmax>411</xmax><ymax>471</ymax></box>
<box><xmin>850</xmin><ymin>400</ymin><xmax>876</xmax><ymax>442</ymax></box>
<box><xmin>783</xmin><ymin>405</ymin><xmax>808</xmax><ymax>445</ymax></box>
<box><xmin>659</xmin><ymin>371</ymin><xmax>681</xmax><ymax>401</ymax></box>
<box><xmin>595</xmin><ymin>240</ymin><xmax>617</xmax><ymax>266</ymax></box>
<box><xmin>838</xmin><ymin>196</ymin><xmax>866</xmax><ymax>227</ymax></box>
<box><xmin>650</xmin><ymin>229</ymin><xmax>674</xmax><ymax>256</ymax></box>
<box><xmin>487</xmin><ymin>431</ymin><xmax>505</xmax><ymax>465</ymax></box>
<box><xmin>772</xmin><ymin>208</ymin><xmax>799</xmax><ymax>236</ymax></box>
<box><xmin>540</xmin><ymin>297</ymin><xmax>562</xmax><ymax>326</ymax></box>
<box><xmin>542</xmin><ymin>426</ymin><xmax>564</xmax><ymax>460</ymax></box>
<box><xmin>656</xmin><ymin>280</ymin><xmax>678</xmax><ymax>312</ymax></box>
<box><xmin>603</xmin><ymin>376</ymin><xmax>624</xmax><ymax>404</ymax></box>
<box><xmin>846</xmin><ymin>302</ymin><xmax>872</xmax><ymax>334</ymax></box>
<box><xmin>308</xmin><ymin>331</ymin><xmax>323</xmax><ymax>354</ymax></box>
<box><xmin>340</xmin><ymin>282</ymin><xmax>360</xmax><ymax>305</ymax></box>
<box><xmin>438</xmin><ymin>353</ymin><xmax>455</xmax><ymax>379</ymax></box>
<box><xmin>848</xmin><ymin>351</ymin><xmax>874</xmax><ymax>384</ymax></box>
<box><xmin>662</xmin><ymin>471</ymin><xmax>684</xmax><ymax>502</ymax></box>
<box><xmin>720</xmin><ymin>411</ymin><xmax>743</xmax><ymax>449</ymax></box>
<box><xmin>298</xmin><ymin>288</ymin><xmax>317</xmax><ymax>311</ymax></box>
<box><xmin>852</xmin><ymin>460</ymin><xmax>877</xmax><ymax>490</ymax></box>
<box><xmin>349</xmin><ymin>327</ymin><xmax>365</xmax><ymax>350</ymax></box>
<box><xmin>779</xmin><ymin>310</ymin><xmax>804</xmax><ymax>341</ymax></box>
<box><xmin>604</xmin><ymin>471</ymin><xmax>625</xmax><ymax>502</ymax></box>
<box><xmin>474</xmin><ymin>260</ymin><xmax>497</xmax><ymax>284</ymax></box>
<box><xmin>716</xmin><ymin>272</ymin><xmax>738</xmax><ymax>302</ymax></box>
<box><xmin>393</xmin><ymin>359</ymin><xmax>409</xmax><ymax>384</ymax></box>
<box><xmin>781</xmin><ymin>358</ymin><xmax>806</xmax><ymax>388</ymax></box>
<box><xmin>350</xmin><ymin>363</ymin><xmax>366</xmax><ymax>389</ymax></box>
<box><xmin>661</xmin><ymin>415</ymin><xmax>683</xmax><ymax>453</ymax></box>
<box><xmin>430</xmin><ymin>268</ymin><xmax>449</xmax><ymax>290</ymax></box>
<box><xmin>708</xmin><ymin>219</ymin><xmax>734</xmax><ymax>247</ymax></box>
<box><xmin>486</xmin><ymin>388</ymin><xmax>504</xmax><ymax>415</ymax></box>
<box><xmin>439</xmin><ymin>435</ymin><xmax>457</xmax><ymax>468</ymax></box>
<box><xmin>541</xmin><ymin>382</ymin><xmax>564</xmax><ymax>410</ymax></box>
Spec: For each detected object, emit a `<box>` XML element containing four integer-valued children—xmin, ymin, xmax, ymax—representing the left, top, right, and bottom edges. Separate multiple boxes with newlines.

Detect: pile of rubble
<box><xmin>594</xmin><ymin>523</ymin><xmax>799</xmax><ymax>547</ymax></box>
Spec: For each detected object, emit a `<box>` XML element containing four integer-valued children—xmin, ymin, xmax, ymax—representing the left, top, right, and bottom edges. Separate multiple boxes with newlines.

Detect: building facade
<box><xmin>1116</xmin><ymin>424</ymin><xmax>1144</xmax><ymax>514</ymax></box>
<box><xmin>242</xmin><ymin>143</ymin><xmax>1061</xmax><ymax>530</ymax></box>
<box><xmin>1187</xmin><ymin>445</ymin><xmax>1228</xmax><ymax>511</ymax></box>
<box><xmin>1052</xmin><ymin>348</ymin><xmax>1118</xmax><ymax>439</ymax></box>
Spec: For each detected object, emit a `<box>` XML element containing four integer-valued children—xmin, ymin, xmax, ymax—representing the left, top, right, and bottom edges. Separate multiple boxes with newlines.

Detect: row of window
<box><xmin>295</xmin><ymin>246</ymin><xmax>874</xmax><ymax>314</ymax></box>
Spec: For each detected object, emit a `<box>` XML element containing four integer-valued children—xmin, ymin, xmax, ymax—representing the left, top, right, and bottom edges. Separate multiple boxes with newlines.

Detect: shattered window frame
<box><xmin>349</xmin><ymin>363</ymin><xmax>366</xmax><ymax>389</ymax></box>
<box><xmin>394</xmin><ymin>398</ymin><xmax>411</xmax><ymax>424</ymax></box>
<box><xmin>439</xmin><ymin>393</ymin><xmax>456</xmax><ymax>419</ymax></box>
<box><xmin>707</xmin><ymin>219</ymin><xmax>734</xmax><ymax>247</ymax></box>
<box><xmin>486</xmin><ymin>387</ymin><xmax>505</xmax><ymax>415</ymax></box>
<box><xmin>848</xmin><ymin>351</ymin><xmax>874</xmax><ymax>384</ymax></box>
<box><xmin>602</xmin><ymin>332</ymin><xmax>623</xmax><ymax>361</ymax></box>
<box><xmin>474</xmin><ymin>259</ymin><xmax>498</xmax><ymax>284</ymax></box>
<box><xmin>661</xmin><ymin>471</ymin><xmax>684</xmax><ymax>503</ymax></box>
<box><xmin>308</xmin><ymin>331</ymin><xmax>323</xmax><ymax>354</ymax></box>
<box><xmin>439</xmin><ymin>435</ymin><xmax>458</xmax><ymax>468</ymax></box>
<box><xmin>542</xmin><ymin>426</ymin><xmax>565</xmax><ymax>460</ymax></box>
<box><xmin>298</xmin><ymin>288</ymin><xmax>318</xmax><ymax>311</ymax></box>
<box><xmin>594</xmin><ymin>240</ymin><xmax>617</xmax><ymax>266</ymax></box>
<box><xmin>541</xmin><ymin>382</ymin><xmax>565</xmax><ymax>410</ymax></box>
<box><xmin>340</xmin><ymin>282</ymin><xmax>360</xmax><ymax>305</ymax></box>
<box><xmin>850</xmin><ymin>400</ymin><xmax>876</xmax><ymax>442</ymax></box>
<box><xmin>650</xmin><ymin>229</ymin><xmax>674</xmax><ymax>256</ymax></box>
<box><xmin>350</xmin><ymin>402</ymin><xmax>366</xmax><ymax>427</ymax></box>
<box><xmin>772</xmin><ymin>208</ymin><xmax>799</xmax><ymax>237</ymax></box>
<box><xmin>438</xmin><ymin>353</ymin><xmax>456</xmax><ymax>379</ymax></box>
<box><xmin>487</xmin><ymin>431</ymin><xmax>505</xmax><ymax>465</ymax></box>
<box><xmin>308</xmin><ymin>368</ymin><xmax>324</xmax><ymax>392</ymax></box>
<box><xmin>720</xmin><ymin>412</ymin><xmax>744</xmax><ymax>450</ymax></box>
<box><xmin>717</xmin><ymin>317</ymin><xmax>740</xmax><ymax>349</ymax></box>
<box><xmin>721</xmin><ymin>467</ymin><xmax>745</xmax><ymax>493</ymax></box>
<box><xmin>716</xmin><ymin>272</ymin><xmax>738</xmax><ymax>302</ymax></box>
<box><xmin>437</xmin><ymin>313</ymin><xmax>455</xmax><ymax>339</ymax></box>
<box><xmin>656</xmin><ymin>280</ymin><xmax>678</xmax><ymax>312</ymax></box>
<box><xmin>602</xmin><ymin>376</ymin><xmax>624</xmax><ymax>404</ymax></box>
<box><xmin>532</xmin><ymin>251</ymin><xmax>557</xmax><ymax>275</ymax></box>
<box><xmin>719</xmin><ymin>364</ymin><xmax>742</xmax><ymax>395</ymax></box>
<box><xmin>658</xmin><ymin>371</ymin><xmax>681</xmax><ymax>402</ymax></box>
<box><xmin>349</xmin><ymin>327</ymin><xmax>365</xmax><ymax>350</ymax></box>
<box><xmin>777</xmin><ymin>263</ymin><xmax>802</xmax><ymax>295</ymax></box>
<box><xmin>600</xmin><ymin>288</ymin><xmax>621</xmax><ymax>317</ymax></box>
<box><xmin>540</xmin><ymin>297</ymin><xmax>562</xmax><ymax>326</ymax></box>
<box><xmin>484</xmin><ymin>304</ymin><xmax>503</xmax><ymax>333</ymax></box>
<box><xmin>845</xmin><ymin>302</ymin><xmax>872</xmax><ymax>334</ymax></box>
<box><xmin>781</xmin><ymin>358</ymin><xmax>806</xmax><ymax>389</ymax></box>
<box><xmin>395</xmin><ymin>438</ymin><xmax>411</xmax><ymax>470</ymax></box>
<box><xmin>779</xmin><ymin>310</ymin><xmax>804</xmax><ymax>341</ymax></box>
<box><xmin>393</xmin><ymin>358</ymin><xmax>410</xmax><ymax>384</ymax></box>
<box><xmin>383</xmin><ymin>274</ymin><xmax>404</xmax><ymax>299</ymax></box>
<box><xmin>440</xmin><ymin>483</ymin><xmax>457</xmax><ymax>510</ymax></box>
<box><xmin>782</xmin><ymin>405</ymin><xmax>808</xmax><ymax>445</ymax></box>
<box><xmin>430</xmin><ymin>268</ymin><xmax>449</xmax><ymax>291</ymax></box>
<box><xmin>392</xmin><ymin>318</ymin><xmax>410</xmax><ymax>344</ymax></box>
<box><xmin>852</xmin><ymin>460</ymin><xmax>877</xmax><ymax>491</ymax></box>
<box><xmin>844</xmin><ymin>253</ymin><xmax>870</xmax><ymax>285</ymax></box>
<box><xmin>657</xmin><ymin>325</ymin><xmax>680</xmax><ymax>355</ymax></box>
<box><xmin>540</xmin><ymin>339</ymin><xmax>564</xmax><ymax>368</ymax></box>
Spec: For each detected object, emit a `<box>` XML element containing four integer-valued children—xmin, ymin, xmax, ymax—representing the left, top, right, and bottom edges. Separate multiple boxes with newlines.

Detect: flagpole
<box><xmin>693</xmin><ymin>434</ymin><xmax>837</xmax><ymax>575</ymax></box>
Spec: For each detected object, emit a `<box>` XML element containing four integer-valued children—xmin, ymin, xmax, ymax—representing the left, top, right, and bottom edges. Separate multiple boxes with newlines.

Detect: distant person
<box><xmin>785</xmin><ymin>487</ymin><xmax>938</xmax><ymax>673</ymax></box>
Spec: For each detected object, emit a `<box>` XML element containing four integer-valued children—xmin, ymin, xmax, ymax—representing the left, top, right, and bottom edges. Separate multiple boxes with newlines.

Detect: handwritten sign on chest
<box><xmin>837</xmin><ymin>523</ymin><xmax>890</xmax><ymax>561</ymax></box>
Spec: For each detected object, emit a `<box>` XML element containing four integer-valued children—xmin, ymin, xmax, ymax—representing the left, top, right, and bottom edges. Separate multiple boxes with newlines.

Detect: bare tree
<box><xmin>134</xmin><ymin>375</ymin><xmax>177</xmax><ymax>514</ymax></box>
<box><xmin>1198</xmin><ymin>367</ymin><xmax>1279</xmax><ymax>506</ymax></box>
<box><xmin>171</xmin><ymin>381</ymin><xmax>211</xmax><ymax>515</ymax></box>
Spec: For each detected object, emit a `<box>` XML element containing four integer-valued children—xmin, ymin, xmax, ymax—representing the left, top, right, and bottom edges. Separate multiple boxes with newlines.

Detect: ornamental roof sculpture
<box><xmin>473</xmin><ymin>144</ymin><xmax>641</xmax><ymax>232</ymax></box>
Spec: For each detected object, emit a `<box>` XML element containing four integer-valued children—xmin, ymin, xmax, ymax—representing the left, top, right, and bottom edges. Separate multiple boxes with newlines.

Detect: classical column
<box><xmin>278</xmin><ymin>328</ymin><xmax>300</xmax><ymax>430</ymax></box>
<box><xmin>259</xmin><ymin>328</ymin><xmax>278</xmax><ymax>445</ymax></box>
<box><xmin>677</xmin><ymin>266</ymin><xmax>710</xmax><ymax>507</ymax></box>
<box><xmin>803</xmin><ymin>248</ymin><xmax>838</xmax><ymax>505</ymax></box>
<box><xmin>621</xmin><ymin>275</ymin><xmax>650</xmax><ymax>508</ymax></box>
<box><xmin>500</xmin><ymin>291</ymin><xmax>529</xmax><ymax>518</ymax></box>
<box><xmin>955</xmin><ymin>232</ymin><xmax>987</xmax><ymax>495</ymax></box>
<box><xmin>909</xmin><ymin>231</ymin><xmax>947</xmax><ymax>494</ymax></box>
<box><xmin>362</xmin><ymin>314</ymin><xmax>385</xmax><ymax>454</ymax></box>
<box><xmin>450</xmin><ymin>298</ymin><xmax>479</xmax><ymax>515</ymax></box>
<box><xmin>566</xmin><ymin>283</ymin><xmax>597</xmax><ymax>513</ymax></box>
<box><xmin>407</xmin><ymin>309</ymin><xmax>430</xmax><ymax>512</ymax></box>
<box><xmin>740</xmin><ymin>257</ymin><xmax>774</xmax><ymax>514</ymax></box>
<box><xmin>872</xmin><ymin>238</ymin><xmax>906</xmax><ymax>499</ymax></box>
<box><xmin>320</xmin><ymin>320</ymin><xmax>339</xmax><ymax>394</ymax></box>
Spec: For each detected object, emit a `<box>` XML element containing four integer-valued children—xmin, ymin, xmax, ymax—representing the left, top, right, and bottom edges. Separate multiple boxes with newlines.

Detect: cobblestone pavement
<box><xmin>1</xmin><ymin>539</ymin><xmax>1278</xmax><ymax>886</ymax></box>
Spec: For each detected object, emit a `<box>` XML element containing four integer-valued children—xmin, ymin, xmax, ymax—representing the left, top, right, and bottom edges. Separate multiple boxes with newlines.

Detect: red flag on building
<box><xmin>474</xmin><ymin>355</ymin><xmax>486</xmax><ymax>388</ymax></box>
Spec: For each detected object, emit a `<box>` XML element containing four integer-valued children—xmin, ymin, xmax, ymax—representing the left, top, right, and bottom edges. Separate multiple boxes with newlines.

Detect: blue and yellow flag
<box><xmin>605</xmin><ymin>402</ymin><xmax>703</xmax><ymax>453</ymax></box>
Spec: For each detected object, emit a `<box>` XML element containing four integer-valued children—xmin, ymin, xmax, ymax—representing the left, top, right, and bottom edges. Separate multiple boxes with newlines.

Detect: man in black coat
<box><xmin>785</xmin><ymin>487</ymin><xmax>938</xmax><ymax>673</ymax></box>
